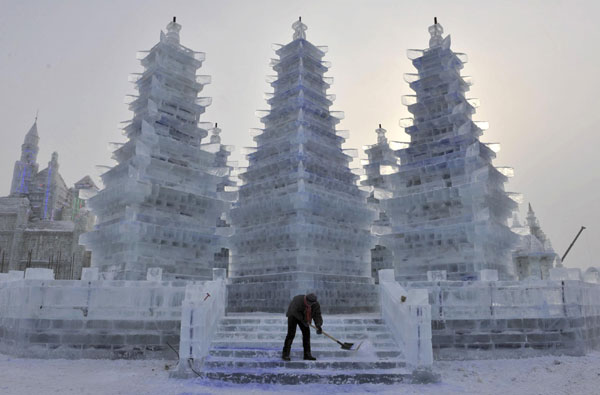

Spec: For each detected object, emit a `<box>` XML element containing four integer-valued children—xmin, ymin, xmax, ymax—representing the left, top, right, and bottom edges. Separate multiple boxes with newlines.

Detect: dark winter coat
<box><xmin>286</xmin><ymin>294</ymin><xmax>323</xmax><ymax>328</ymax></box>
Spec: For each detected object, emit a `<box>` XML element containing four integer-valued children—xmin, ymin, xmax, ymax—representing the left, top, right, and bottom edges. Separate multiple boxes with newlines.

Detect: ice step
<box><xmin>211</xmin><ymin>340</ymin><xmax>398</xmax><ymax>349</ymax></box>
<box><xmin>220</xmin><ymin>317</ymin><xmax>384</xmax><ymax>325</ymax></box>
<box><xmin>209</xmin><ymin>349</ymin><xmax>402</xmax><ymax>359</ymax></box>
<box><xmin>203</xmin><ymin>359</ymin><xmax>407</xmax><ymax>370</ymax></box>
<box><xmin>198</xmin><ymin>370</ymin><xmax>412</xmax><ymax>385</ymax></box>
<box><xmin>197</xmin><ymin>314</ymin><xmax>412</xmax><ymax>385</ymax></box>
<box><xmin>218</xmin><ymin>324</ymin><xmax>388</xmax><ymax>332</ymax></box>
<box><xmin>214</xmin><ymin>332</ymin><xmax>391</xmax><ymax>341</ymax></box>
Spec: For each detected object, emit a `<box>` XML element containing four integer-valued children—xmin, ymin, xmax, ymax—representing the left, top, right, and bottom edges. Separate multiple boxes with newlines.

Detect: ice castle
<box><xmin>227</xmin><ymin>18</ymin><xmax>378</xmax><ymax>313</ymax></box>
<box><xmin>80</xmin><ymin>18</ymin><xmax>234</xmax><ymax>281</ymax></box>
<box><xmin>377</xmin><ymin>19</ymin><xmax>519</xmax><ymax>282</ymax></box>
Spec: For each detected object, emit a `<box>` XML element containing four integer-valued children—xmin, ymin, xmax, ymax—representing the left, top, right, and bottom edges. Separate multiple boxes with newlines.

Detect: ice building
<box><xmin>0</xmin><ymin>120</ymin><xmax>95</xmax><ymax>278</ymax></box>
<box><xmin>361</xmin><ymin>125</ymin><xmax>398</xmax><ymax>282</ymax></box>
<box><xmin>511</xmin><ymin>204</ymin><xmax>557</xmax><ymax>280</ymax></box>
<box><xmin>228</xmin><ymin>19</ymin><xmax>378</xmax><ymax>313</ymax></box>
<box><xmin>379</xmin><ymin>19</ymin><xmax>519</xmax><ymax>282</ymax></box>
<box><xmin>81</xmin><ymin>18</ymin><xmax>232</xmax><ymax>281</ymax></box>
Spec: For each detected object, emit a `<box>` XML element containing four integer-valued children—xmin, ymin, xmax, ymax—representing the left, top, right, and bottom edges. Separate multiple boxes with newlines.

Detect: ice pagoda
<box><xmin>361</xmin><ymin>125</ymin><xmax>398</xmax><ymax>282</ymax></box>
<box><xmin>81</xmin><ymin>18</ymin><xmax>232</xmax><ymax>280</ymax></box>
<box><xmin>228</xmin><ymin>19</ymin><xmax>378</xmax><ymax>313</ymax></box>
<box><xmin>379</xmin><ymin>19</ymin><xmax>519</xmax><ymax>281</ymax></box>
<box><xmin>510</xmin><ymin>204</ymin><xmax>557</xmax><ymax>280</ymax></box>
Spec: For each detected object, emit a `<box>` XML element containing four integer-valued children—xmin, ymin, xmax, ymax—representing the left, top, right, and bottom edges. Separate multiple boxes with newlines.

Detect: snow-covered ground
<box><xmin>0</xmin><ymin>352</ymin><xmax>599</xmax><ymax>395</ymax></box>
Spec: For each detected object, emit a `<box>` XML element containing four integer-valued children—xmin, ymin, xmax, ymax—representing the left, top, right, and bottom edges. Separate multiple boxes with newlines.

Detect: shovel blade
<box><xmin>341</xmin><ymin>342</ymin><xmax>354</xmax><ymax>350</ymax></box>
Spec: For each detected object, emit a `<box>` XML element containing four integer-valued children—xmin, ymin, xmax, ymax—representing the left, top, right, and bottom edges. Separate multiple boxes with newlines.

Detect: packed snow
<box><xmin>1</xmin><ymin>351</ymin><xmax>598</xmax><ymax>395</ymax></box>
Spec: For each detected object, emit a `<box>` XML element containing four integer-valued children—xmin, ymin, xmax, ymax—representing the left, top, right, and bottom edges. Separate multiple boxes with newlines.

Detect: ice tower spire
<box><xmin>292</xmin><ymin>17</ymin><xmax>307</xmax><ymax>40</ymax></box>
<box><xmin>10</xmin><ymin>118</ymin><xmax>40</xmax><ymax>196</ymax></box>
<box><xmin>165</xmin><ymin>16</ymin><xmax>181</xmax><ymax>44</ymax></box>
<box><xmin>428</xmin><ymin>17</ymin><xmax>444</xmax><ymax>48</ymax></box>
<box><xmin>526</xmin><ymin>203</ymin><xmax>549</xmax><ymax>247</ymax></box>
<box><xmin>210</xmin><ymin>123</ymin><xmax>221</xmax><ymax>144</ymax></box>
<box><xmin>376</xmin><ymin>124</ymin><xmax>387</xmax><ymax>144</ymax></box>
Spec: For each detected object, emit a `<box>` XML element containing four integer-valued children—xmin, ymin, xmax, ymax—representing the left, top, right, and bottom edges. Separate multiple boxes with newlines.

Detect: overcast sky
<box><xmin>0</xmin><ymin>0</ymin><xmax>598</xmax><ymax>271</ymax></box>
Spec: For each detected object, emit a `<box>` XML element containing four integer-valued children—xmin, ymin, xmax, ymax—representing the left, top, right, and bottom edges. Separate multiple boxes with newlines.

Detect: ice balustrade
<box><xmin>176</xmin><ymin>268</ymin><xmax>227</xmax><ymax>377</ymax></box>
<box><xmin>379</xmin><ymin>269</ymin><xmax>433</xmax><ymax>368</ymax></box>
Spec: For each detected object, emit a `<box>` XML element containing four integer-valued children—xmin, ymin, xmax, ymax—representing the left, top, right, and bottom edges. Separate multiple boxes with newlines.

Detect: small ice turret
<box><xmin>10</xmin><ymin>118</ymin><xmax>40</xmax><ymax>196</ymax></box>
<box><xmin>512</xmin><ymin>203</ymin><xmax>558</xmax><ymax>280</ymax></box>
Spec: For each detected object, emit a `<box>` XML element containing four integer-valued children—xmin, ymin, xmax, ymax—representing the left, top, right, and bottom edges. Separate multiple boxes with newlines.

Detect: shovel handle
<box><xmin>309</xmin><ymin>323</ymin><xmax>343</xmax><ymax>346</ymax></box>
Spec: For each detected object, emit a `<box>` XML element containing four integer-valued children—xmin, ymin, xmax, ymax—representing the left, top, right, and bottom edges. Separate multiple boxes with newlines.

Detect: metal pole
<box><xmin>561</xmin><ymin>226</ymin><xmax>586</xmax><ymax>263</ymax></box>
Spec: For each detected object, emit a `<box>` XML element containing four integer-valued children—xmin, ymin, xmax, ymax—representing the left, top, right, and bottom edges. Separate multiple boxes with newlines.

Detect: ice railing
<box><xmin>417</xmin><ymin>277</ymin><xmax>600</xmax><ymax>320</ymax></box>
<box><xmin>176</xmin><ymin>268</ymin><xmax>227</xmax><ymax>377</ymax></box>
<box><xmin>378</xmin><ymin>269</ymin><xmax>433</xmax><ymax>368</ymax></box>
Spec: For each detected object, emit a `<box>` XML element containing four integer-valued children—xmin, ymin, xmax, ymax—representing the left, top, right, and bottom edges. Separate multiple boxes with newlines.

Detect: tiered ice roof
<box><xmin>378</xmin><ymin>19</ymin><xmax>519</xmax><ymax>281</ymax></box>
<box><xmin>228</xmin><ymin>19</ymin><xmax>378</xmax><ymax>313</ymax></box>
<box><xmin>81</xmin><ymin>19</ymin><xmax>233</xmax><ymax>280</ymax></box>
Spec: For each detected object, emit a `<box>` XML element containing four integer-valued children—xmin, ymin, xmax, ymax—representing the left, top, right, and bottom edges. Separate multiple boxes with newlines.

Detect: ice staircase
<box><xmin>197</xmin><ymin>313</ymin><xmax>414</xmax><ymax>385</ymax></box>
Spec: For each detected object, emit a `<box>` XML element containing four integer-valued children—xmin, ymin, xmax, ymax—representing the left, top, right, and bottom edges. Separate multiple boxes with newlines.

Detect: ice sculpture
<box><xmin>228</xmin><ymin>19</ymin><xmax>378</xmax><ymax>313</ymax></box>
<box><xmin>379</xmin><ymin>20</ymin><xmax>518</xmax><ymax>281</ymax></box>
<box><xmin>511</xmin><ymin>204</ymin><xmax>557</xmax><ymax>280</ymax></box>
<box><xmin>361</xmin><ymin>125</ymin><xmax>398</xmax><ymax>282</ymax></box>
<box><xmin>81</xmin><ymin>19</ymin><xmax>232</xmax><ymax>280</ymax></box>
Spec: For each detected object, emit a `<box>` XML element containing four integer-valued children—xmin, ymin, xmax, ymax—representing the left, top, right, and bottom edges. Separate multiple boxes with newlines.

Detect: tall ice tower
<box><xmin>10</xmin><ymin>120</ymin><xmax>40</xmax><ymax>196</ymax></box>
<box><xmin>228</xmin><ymin>19</ymin><xmax>378</xmax><ymax>313</ymax></box>
<box><xmin>81</xmin><ymin>19</ymin><xmax>232</xmax><ymax>280</ymax></box>
<box><xmin>379</xmin><ymin>19</ymin><xmax>519</xmax><ymax>281</ymax></box>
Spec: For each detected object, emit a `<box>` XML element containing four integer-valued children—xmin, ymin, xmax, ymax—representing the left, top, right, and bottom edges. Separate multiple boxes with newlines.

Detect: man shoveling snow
<box><xmin>282</xmin><ymin>293</ymin><xmax>323</xmax><ymax>361</ymax></box>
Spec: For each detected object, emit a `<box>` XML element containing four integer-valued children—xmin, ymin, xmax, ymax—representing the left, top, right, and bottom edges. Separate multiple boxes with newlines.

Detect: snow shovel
<box><xmin>309</xmin><ymin>323</ymin><xmax>362</xmax><ymax>351</ymax></box>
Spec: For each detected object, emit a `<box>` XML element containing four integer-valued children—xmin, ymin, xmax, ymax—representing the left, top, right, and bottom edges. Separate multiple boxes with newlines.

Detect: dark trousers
<box><xmin>282</xmin><ymin>316</ymin><xmax>311</xmax><ymax>357</ymax></box>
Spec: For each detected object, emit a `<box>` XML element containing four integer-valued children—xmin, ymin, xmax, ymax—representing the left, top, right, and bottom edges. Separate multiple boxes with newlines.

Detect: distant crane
<box><xmin>561</xmin><ymin>226</ymin><xmax>586</xmax><ymax>263</ymax></box>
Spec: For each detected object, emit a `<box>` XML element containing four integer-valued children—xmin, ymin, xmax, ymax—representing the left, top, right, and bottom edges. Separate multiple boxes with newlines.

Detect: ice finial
<box><xmin>428</xmin><ymin>17</ymin><xmax>444</xmax><ymax>48</ymax></box>
<box><xmin>210</xmin><ymin>123</ymin><xmax>222</xmax><ymax>144</ymax></box>
<box><xmin>26</xmin><ymin>115</ymin><xmax>39</xmax><ymax>139</ymax></box>
<box><xmin>376</xmin><ymin>124</ymin><xmax>387</xmax><ymax>144</ymax></box>
<box><xmin>292</xmin><ymin>17</ymin><xmax>307</xmax><ymax>40</ymax></box>
<box><xmin>165</xmin><ymin>17</ymin><xmax>182</xmax><ymax>44</ymax></box>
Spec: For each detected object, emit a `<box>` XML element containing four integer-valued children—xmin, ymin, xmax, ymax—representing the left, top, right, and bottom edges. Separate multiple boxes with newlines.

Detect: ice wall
<box><xmin>379</xmin><ymin>21</ymin><xmax>519</xmax><ymax>281</ymax></box>
<box><xmin>228</xmin><ymin>19</ymin><xmax>378</xmax><ymax>313</ymax></box>
<box><xmin>404</xmin><ymin>277</ymin><xmax>600</xmax><ymax>359</ymax></box>
<box><xmin>0</xmin><ymin>273</ymin><xmax>188</xmax><ymax>359</ymax></box>
<box><xmin>81</xmin><ymin>19</ymin><xmax>233</xmax><ymax>280</ymax></box>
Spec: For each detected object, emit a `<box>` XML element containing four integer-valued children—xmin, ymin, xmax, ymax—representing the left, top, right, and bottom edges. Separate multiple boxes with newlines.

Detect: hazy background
<box><xmin>0</xmin><ymin>0</ymin><xmax>597</xmax><ymax>270</ymax></box>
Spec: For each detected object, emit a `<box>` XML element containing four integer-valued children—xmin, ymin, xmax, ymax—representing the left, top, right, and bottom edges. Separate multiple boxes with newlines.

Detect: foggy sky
<box><xmin>0</xmin><ymin>0</ymin><xmax>598</xmax><ymax>271</ymax></box>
